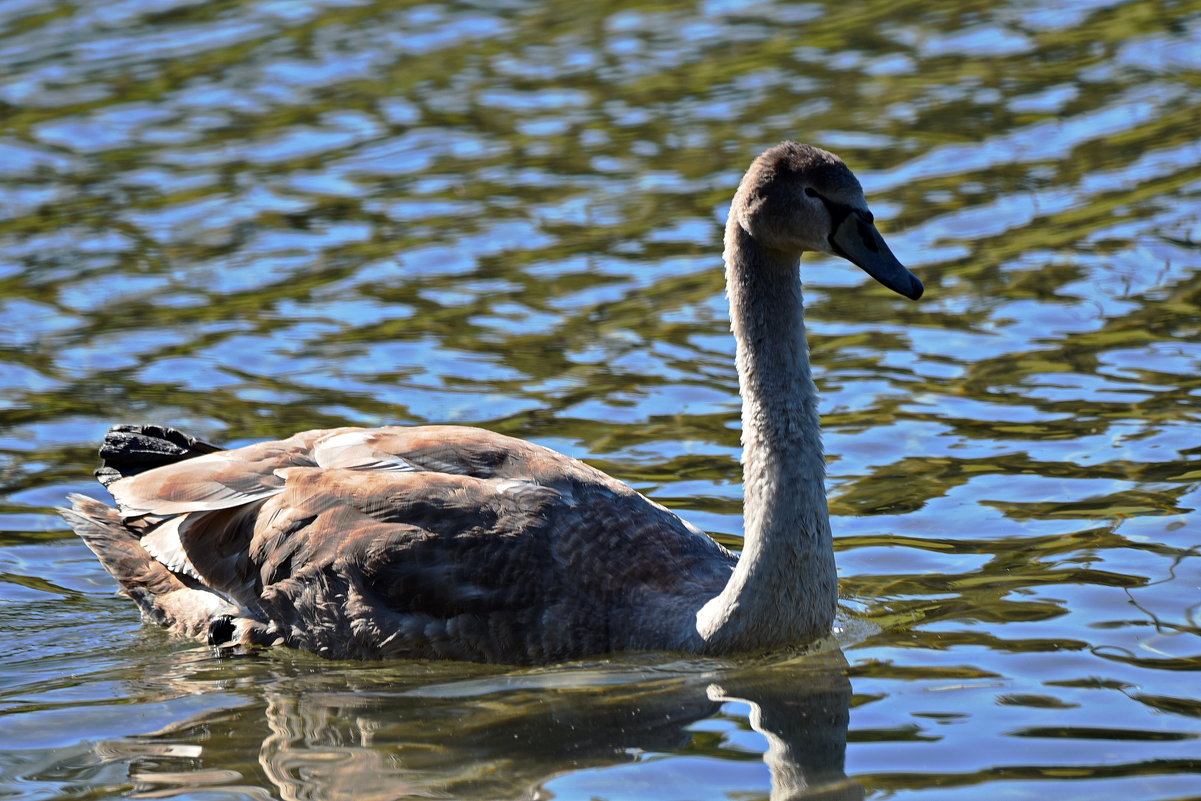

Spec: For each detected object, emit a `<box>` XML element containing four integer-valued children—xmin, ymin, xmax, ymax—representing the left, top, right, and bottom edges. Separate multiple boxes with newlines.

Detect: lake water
<box><xmin>2</xmin><ymin>0</ymin><xmax>1200</xmax><ymax>799</ymax></box>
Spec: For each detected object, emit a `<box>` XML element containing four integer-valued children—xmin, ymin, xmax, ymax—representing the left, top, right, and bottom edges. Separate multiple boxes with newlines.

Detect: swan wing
<box><xmin>107</xmin><ymin>431</ymin><xmax>327</xmax><ymax>517</ymax></box>
<box><xmin>249</xmin><ymin>466</ymin><xmax>586</xmax><ymax>659</ymax></box>
<box><xmin>108</xmin><ymin>425</ymin><xmax>591</xmax><ymax>517</ymax></box>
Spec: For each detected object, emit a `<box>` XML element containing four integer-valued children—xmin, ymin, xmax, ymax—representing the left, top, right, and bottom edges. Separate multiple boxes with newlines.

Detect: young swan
<box><xmin>61</xmin><ymin>142</ymin><xmax>922</xmax><ymax>664</ymax></box>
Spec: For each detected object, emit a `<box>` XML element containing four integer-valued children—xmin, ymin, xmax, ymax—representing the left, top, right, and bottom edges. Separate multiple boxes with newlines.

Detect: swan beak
<box><xmin>829</xmin><ymin>213</ymin><xmax>924</xmax><ymax>300</ymax></box>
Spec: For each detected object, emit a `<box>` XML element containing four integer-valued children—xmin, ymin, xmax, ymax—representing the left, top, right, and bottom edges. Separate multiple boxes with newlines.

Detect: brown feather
<box><xmin>62</xmin><ymin>425</ymin><xmax>733</xmax><ymax>662</ymax></box>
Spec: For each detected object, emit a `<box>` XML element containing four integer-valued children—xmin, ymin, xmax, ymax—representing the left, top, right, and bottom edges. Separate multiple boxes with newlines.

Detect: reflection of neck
<box><xmin>696</xmin><ymin>221</ymin><xmax>837</xmax><ymax>652</ymax></box>
<box><xmin>708</xmin><ymin>651</ymin><xmax>861</xmax><ymax>801</ymax></box>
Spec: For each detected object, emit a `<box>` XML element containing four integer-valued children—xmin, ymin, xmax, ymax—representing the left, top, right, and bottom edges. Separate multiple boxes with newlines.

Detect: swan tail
<box><xmin>58</xmin><ymin>493</ymin><xmax>266</xmax><ymax>646</ymax></box>
<box><xmin>59</xmin><ymin>493</ymin><xmax>190</xmax><ymax>621</ymax></box>
<box><xmin>95</xmin><ymin>424</ymin><xmax>222</xmax><ymax>487</ymax></box>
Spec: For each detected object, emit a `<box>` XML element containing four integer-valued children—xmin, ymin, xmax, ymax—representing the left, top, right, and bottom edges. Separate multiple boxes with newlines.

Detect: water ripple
<box><xmin>1</xmin><ymin>0</ymin><xmax>1200</xmax><ymax>799</ymax></box>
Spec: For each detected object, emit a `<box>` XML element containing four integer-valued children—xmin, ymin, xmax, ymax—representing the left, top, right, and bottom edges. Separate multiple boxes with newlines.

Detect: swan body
<box><xmin>61</xmin><ymin>142</ymin><xmax>922</xmax><ymax>664</ymax></box>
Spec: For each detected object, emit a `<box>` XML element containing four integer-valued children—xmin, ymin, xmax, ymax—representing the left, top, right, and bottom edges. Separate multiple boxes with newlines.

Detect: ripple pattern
<box><xmin>1</xmin><ymin>0</ymin><xmax>1200</xmax><ymax>799</ymax></box>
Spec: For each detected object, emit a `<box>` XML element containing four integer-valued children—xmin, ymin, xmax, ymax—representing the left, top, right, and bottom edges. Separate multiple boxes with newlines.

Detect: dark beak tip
<box><xmin>907</xmin><ymin>278</ymin><xmax>924</xmax><ymax>301</ymax></box>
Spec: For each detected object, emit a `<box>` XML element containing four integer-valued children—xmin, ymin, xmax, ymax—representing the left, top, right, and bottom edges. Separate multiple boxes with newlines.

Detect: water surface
<box><xmin>2</xmin><ymin>0</ymin><xmax>1200</xmax><ymax>799</ymax></box>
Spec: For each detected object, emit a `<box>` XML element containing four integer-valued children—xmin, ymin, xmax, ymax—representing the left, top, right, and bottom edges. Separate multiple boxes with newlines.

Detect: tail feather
<box><xmin>59</xmin><ymin>493</ymin><xmax>239</xmax><ymax>639</ymax></box>
<box><xmin>95</xmin><ymin>424</ymin><xmax>222</xmax><ymax>487</ymax></box>
<box><xmin>59</xmin><ymin>493</ymin><xmax>181</xmax><ymax>613</ymax></box>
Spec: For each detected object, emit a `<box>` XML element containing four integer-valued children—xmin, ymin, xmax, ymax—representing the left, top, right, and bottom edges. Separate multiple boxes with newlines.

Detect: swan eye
<box><xmin>804</xmin><ymin>187</ymin><xmax>819</xmax><ymax>198</ymax></box>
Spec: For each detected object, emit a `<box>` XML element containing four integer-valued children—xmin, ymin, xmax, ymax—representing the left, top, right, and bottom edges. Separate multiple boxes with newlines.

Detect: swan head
<box><xmin>733</xmin><ymin>141</ymin><xmax>923</xmax><ymax>300</ymax></box>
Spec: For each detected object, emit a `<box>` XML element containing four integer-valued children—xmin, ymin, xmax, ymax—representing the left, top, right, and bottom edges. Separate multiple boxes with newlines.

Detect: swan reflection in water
<box><xmin>111</xmin><ymin>647</ymin><xmax>861</xmax><ymax>801</ymax></box>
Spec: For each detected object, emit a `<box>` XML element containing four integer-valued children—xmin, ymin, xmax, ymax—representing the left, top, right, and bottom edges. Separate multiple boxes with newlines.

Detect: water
<box><xmin>2</xmin><ymin>0</ymin><xmax>1200</xmax><ymax>798</ymax></box>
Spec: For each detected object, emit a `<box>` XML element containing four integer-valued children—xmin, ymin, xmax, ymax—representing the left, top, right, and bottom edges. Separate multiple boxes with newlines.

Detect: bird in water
<box><xmin>60</xmin><ymin>142</ymin><xmax>922</xmax><ymax>664</ymax></box>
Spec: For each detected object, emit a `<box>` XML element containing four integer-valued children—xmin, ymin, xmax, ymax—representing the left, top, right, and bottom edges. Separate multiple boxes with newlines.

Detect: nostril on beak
<box><xmin>857</xmin><ymin>220</ymin><xmax>879</xmax><ymax>253</ymax></box>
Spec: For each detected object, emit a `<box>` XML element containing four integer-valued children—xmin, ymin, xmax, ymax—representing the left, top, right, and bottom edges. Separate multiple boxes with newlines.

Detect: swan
<box><xmin>60</xmin><ymin>141</ymin><xmax>922</xmax><ymax>663</ymax></box>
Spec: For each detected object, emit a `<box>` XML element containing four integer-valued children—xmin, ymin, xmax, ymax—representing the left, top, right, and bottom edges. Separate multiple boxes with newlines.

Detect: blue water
<box><xmin>2</xmin><ymin>0</ymin><xmax>1200</xmax><ymax>798</ymax></box>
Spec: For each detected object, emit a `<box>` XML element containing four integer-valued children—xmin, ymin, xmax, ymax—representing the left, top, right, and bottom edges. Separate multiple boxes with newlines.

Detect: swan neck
<box><xmin>697</xmin><ymin>220</ymin><xmax>836</xmax><ymax>651</ymax></box>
